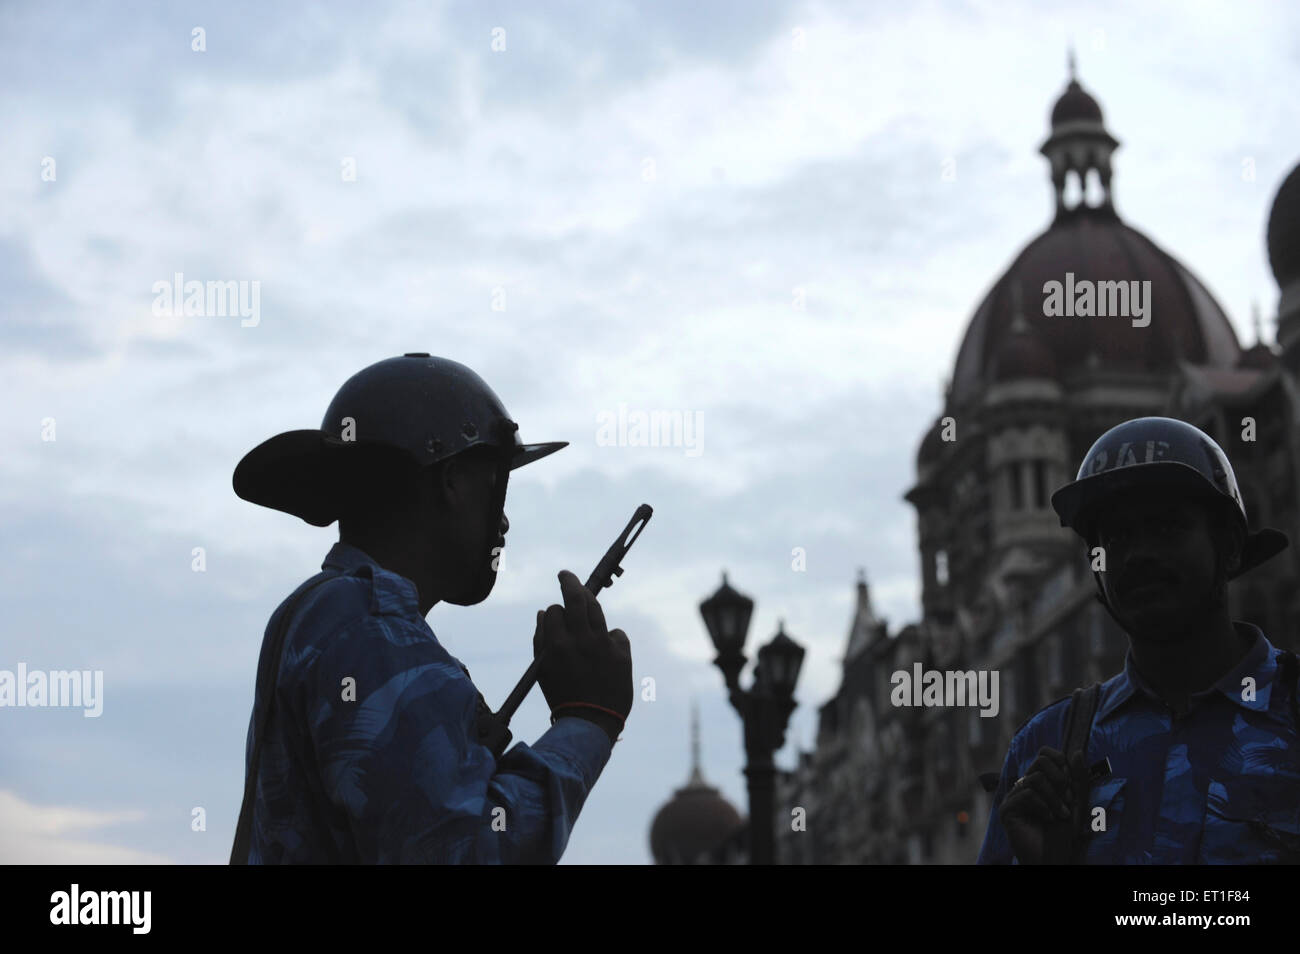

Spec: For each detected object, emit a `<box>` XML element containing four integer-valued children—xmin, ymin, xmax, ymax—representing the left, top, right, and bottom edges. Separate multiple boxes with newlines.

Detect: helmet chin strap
<box><xmin>1091</xmin><ymin>570</ymin><xmax>1126</xmax><ymax>630</ymax></box>
<box><xmin>1084</xmin><ymin>524</ymin><xmax>1125</xmax><ymax>626</ymax></box>
<box><xmin>482</xmin><ymin>454</ymin><xmax>511</xmax><ymax>583</ymax></box>
<box><xmin>490</xmin><ymin>454</ymin><xmax>509</xmax><ymax>529</ymax></box>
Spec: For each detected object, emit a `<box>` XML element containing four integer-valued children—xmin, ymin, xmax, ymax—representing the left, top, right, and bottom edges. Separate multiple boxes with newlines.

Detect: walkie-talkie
<box><xmin>476</xmin><ymin>504</ymin><xmax>653</xmax><ymax>758</ymax></box>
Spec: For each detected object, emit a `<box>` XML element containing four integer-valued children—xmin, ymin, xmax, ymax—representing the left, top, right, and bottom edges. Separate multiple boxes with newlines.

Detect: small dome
<box><xmin>1266</xmin><ymin>161</ymin><xmax>1300</xmax><ymax>287</ymax></box>
<box><xmin>1051</xmin><ymin>79</ymin><xmax>1103</xmax><ymax>126</ymax></box>
<box><xmin>649</xmin><ymin>704</ymin><xmax>743</xmax><ymax>864</ymax></box>
<box><xmin>649</xmin><ymin>781</ymin><xmax>744</xmax><ymax>864</ymax></box>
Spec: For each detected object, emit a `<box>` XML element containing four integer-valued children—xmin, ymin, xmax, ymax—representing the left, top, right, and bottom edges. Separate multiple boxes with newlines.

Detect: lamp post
<box><xmin>700</xmin><ymin>572</ymin><xmax>805</xmax><ymax>865</ymax></box>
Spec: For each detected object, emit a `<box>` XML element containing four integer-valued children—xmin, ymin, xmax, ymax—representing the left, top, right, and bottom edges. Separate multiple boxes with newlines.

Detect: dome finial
<box><xmin>687</xmin><ymin>699</ymin><xmax>704</xmax><ymax>786</ymax></box>
<box><xmin>1042</xmin><ymin>62</ymin><xmax>1119</xmax><ymax>221</ymax></box>
<box><xmin>1068</xmin><ymin>44</ymin><xmax>1077</xmax><ymax>82</ymax></box>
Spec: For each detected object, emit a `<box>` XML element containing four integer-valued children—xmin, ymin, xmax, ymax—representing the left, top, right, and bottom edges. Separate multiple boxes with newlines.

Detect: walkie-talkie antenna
<box><xmin>475</xmin><ymin>504</ymin><xmax>653</xmax><ymax>757</ymax></box>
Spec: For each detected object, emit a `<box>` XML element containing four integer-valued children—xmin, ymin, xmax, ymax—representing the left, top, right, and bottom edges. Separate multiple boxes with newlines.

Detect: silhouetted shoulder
<box><xmin>294</xmin><ymin>569</ymin><xmax>377</xmax><ymax>632</ymax></box>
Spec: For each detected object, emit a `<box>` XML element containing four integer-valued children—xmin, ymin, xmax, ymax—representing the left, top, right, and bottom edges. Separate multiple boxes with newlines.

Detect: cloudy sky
<box><xmin>2</xmin><ymin>0</ymin><xmax>1297</xmax><ymax>864</ymax></box>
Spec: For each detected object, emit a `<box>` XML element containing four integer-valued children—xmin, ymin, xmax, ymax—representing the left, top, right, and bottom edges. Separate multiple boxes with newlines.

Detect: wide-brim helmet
<box><xmin>233</xmin><ymin>353</ymin><xmax>566</xmax><ymax>526</ymax></box>
<box><xmin>1050</xmin><ymin>416</ymin><xmax>1287</xmax><ymax>579</ymax></box>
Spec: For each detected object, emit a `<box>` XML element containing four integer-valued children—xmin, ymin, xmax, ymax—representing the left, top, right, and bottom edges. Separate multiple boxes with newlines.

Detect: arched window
<box><xmin>1033</xmin><ymin>460</ymin><xmax>1048</xmax><ymax>509</ymax></box>
<box><xmin>1063</xmin><ymin>169</ymin><xmax>1084</xmax><ymax>209</ymax></box>
<box><xmin>1009</xmin><ymin>463</ymin><xmax>1024</xmax><ymax>510</ymax></box>
<box><xmin>1085</xmin><ymin>168</ymin><xmax>1105</xmax><ymax>207</ymax></box>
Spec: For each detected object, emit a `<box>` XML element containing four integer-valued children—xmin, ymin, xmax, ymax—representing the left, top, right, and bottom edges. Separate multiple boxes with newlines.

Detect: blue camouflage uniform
<box><xmin>979</xmin><ymin>623</ymin><xmax>1300</xmax><ymax>864</ymax></box>
<box><xmin>238</xmin><ymin>542</ymin><xmax>613</xmax><ymax>863</ymax></box>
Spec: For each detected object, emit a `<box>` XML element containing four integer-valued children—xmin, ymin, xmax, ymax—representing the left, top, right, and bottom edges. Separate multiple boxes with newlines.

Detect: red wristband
<box><xmin>550</xmin><ymin>702</ymin><xmax>625</xmax><ymax>740</ymax></box>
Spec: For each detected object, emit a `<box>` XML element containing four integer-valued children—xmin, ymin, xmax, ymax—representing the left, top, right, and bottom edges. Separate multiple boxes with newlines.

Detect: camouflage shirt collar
<box><xmin>321</xmin><ymin>541</ymin><xmax>422</xmax><ymax>617</ymax></box>
<box><xmin>1095</xmin><ymin>622</ymin><xmax>1274</xmax><ymax>722</ymax></box>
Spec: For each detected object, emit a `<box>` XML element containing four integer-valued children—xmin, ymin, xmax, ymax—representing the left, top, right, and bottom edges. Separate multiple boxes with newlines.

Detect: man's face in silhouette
<box><xmin>427</xmin><ymin>447</ymin><xmax>510</xmax><ymax>606</ymax></box>
<box><xmin>1091</xmin><ymin>485</ymin><xmax>1230</xmax><ymax>642</ymax></box>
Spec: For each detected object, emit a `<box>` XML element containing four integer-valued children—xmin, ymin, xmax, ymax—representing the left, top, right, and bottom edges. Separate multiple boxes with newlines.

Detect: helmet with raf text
<box><xmin>233</xmin><ymin>354</ymin><xmax>567</xmax><ymax>526</ymax></box>
<box><xmin>1050</xmin><ymin>416</ymin><xmax>1287</xmax><ymax>579</ymax></box>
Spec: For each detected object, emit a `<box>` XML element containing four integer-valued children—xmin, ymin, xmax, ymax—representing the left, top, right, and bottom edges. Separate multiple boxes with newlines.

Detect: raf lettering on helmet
<box><xmin>1088</xmin><ymin>439</ymin><xmax>1171</xmax><ymax>474</ymax></box>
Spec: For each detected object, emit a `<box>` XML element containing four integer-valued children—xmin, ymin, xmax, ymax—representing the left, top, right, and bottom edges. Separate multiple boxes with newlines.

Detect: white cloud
<box><xmin>0</xmin><ymin>790</ymin><xmax>172</xmax><ymax>864</ymax></box>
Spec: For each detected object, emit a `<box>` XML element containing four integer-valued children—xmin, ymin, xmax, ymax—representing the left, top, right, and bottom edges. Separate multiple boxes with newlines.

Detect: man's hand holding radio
<box><xmin>534</xmin><ymin>569</ymin><xmax>633</xmax><ymax>743</ymax></box>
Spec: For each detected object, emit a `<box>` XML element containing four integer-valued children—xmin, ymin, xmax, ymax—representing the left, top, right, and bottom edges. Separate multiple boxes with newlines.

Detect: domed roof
<box><xmin>1267</xmin><ymin>161</ymin><xmax>1300</xmax><ymax>287</ymax></box>
<box><xmin>1051</xmin><ymin>79</ymin><xmax>1103</xmax><ymax>126</ymax></box>
<box><xmin>649</xmin><ymin>780</ymin><xmax>744</xmax><ymax>864</ymax></box>
<box><xmin>649</xmin><ymin>705</ymin><xmax>743</xmax><ymax>864</ymax></box>
<box><xmin>949</xmin><ymin>210</ymin><xmax>1242</xmax><ymax>406</ymax></box>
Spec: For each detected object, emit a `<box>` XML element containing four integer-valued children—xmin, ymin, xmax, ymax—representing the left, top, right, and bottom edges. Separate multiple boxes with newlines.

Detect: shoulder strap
<box><xmin>229</xmin><ymin>571</ymin><xmax>336</xmax><ymax>865</ymax></box>
<box><xmin>1062</xmin><ymin>682</ymin><xmax>1101</xmax><ymax>763</ymax></box>
<box><xmin>978</xmin><ymin>684</ymin><xmax>1102</xmax><ymax>796</ymax></box>
<box><xmin>1061</xmin><ymin>682</ymin><xmax>1101</xmax><ymax>865</ymax></box>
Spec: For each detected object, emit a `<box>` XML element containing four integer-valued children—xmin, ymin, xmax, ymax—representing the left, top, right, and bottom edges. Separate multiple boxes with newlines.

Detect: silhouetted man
<box><xmin>229</xmin><ymin>354</ymin><xmax>632</xmax><ymax>863</ymax></box>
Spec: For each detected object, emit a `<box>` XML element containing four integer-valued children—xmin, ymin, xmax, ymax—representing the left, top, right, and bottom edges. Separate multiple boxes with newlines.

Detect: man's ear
<box><xmin>429</xmin><ymin>456</ymin><xmax>463</xmax><ymax>511</ymax></box>
<box><xmin>427</xmin><ymin>447</ymin><xmax>505</xmax><ymax>513</ymax></box>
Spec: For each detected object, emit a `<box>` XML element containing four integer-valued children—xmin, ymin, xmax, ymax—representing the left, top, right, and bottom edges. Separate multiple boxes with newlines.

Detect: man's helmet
<box><xmin>1050</xmin><ymin>416</ymin><xmax>1287</xmax><ymax>579</ymax></box>
<box><xmin>233</xmin><ymin>354</ymin><xmax>566</xmax><ymax>526</ymax></box>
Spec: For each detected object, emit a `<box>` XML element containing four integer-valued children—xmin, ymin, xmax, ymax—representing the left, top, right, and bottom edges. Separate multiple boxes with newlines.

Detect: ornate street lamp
<box><xmin>699</xmin><ymin>572</ymin><xmax>753</xmax><ymax>690</ymax></box>
<box><xmin>699</xmin><ymin>573</ymin><xmax>805</xmax><ymax>865</ymax></box>
<box><xmin>756</xmin><ymin>621</ymin><xmax>805</xmax><ymax>701</ymax></box>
